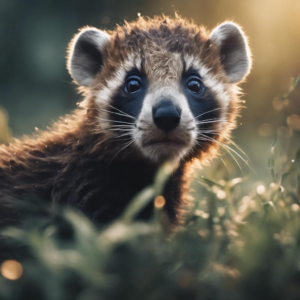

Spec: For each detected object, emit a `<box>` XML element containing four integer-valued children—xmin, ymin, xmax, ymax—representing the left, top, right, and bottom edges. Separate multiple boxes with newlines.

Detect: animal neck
<box><xmin>56</xmin><ymin>137</ymin><xmax>188</xmax><ymax>223</ymax></box>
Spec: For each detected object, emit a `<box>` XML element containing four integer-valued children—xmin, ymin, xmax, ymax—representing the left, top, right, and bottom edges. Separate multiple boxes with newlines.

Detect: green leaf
<box><xmin>227</xmin><ymin>177</ymin><xmax>248</xmax><ymax>190</ymax></box>
<box><xmin>281</xmin><ymin>172</ymin><xmax>290</xmax><ymax>185</ymax></box>
<box><xmin>296</xmin><ymin>150</ymin><xmax>300</xmax><ymax>196</ymax></box>
<box><xmin>198</xmin><ymin>176</ymin><xmax>223</xmax><ymax>188</ymax></box>
<box><xmin>281</xmin><ymin>161</ymin><xmax>295</xmax><ymax>185</ymax></box>
<box><xmin>268</xmin><ymin>135</ymin><xmax>277</xmax><ymax>182</ymax></box>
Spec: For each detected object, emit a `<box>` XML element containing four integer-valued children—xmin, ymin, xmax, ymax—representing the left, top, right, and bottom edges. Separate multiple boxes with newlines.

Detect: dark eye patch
<box><xmin>181</xmin><ymin>68</ymin><xmax>221</xmax><ymax>131</ymax></box>
<box><xmin>109</xmin><ymin>68</ymin><xmax>148</xmax><ymax>125</ymax></box>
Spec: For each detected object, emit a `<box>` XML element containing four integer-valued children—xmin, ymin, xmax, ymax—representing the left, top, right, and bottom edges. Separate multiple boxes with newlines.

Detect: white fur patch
<box><xmin>184</xmin><ymin>54</ymin><xmax>231</xmax><ymax>129</ymax></box>
<box><xmin>95</xmin><ymin>54</ymin><xmax>141</xmax><ymax>106</ymax></box>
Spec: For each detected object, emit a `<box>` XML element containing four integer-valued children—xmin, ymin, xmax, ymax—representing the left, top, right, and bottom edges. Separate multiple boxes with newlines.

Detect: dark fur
<box><xmin>0</xmin><ymin>112</ymin><xmax>188</xmax><ymax>226</ymax></box>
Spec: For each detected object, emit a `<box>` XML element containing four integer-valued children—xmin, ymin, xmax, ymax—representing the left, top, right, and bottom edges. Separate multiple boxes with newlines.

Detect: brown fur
<box><xmin>0</xmin><ymin>15</ymin><xmax>246</xmax><ymax>227</ymax></box>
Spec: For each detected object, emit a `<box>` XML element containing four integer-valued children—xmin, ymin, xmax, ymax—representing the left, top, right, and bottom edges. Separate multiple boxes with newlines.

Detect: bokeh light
<box><xmin>258</xmin><ymin>124</ymin><xmax>274</xmax><ymax>137</ymax></box>
<box><xmin>217</xmin><ymin>190</ymin><xmax>227</xmax><ymax>200</ymax></box>
<box><xmin>287</xmin><ymin>114</ymin><xmax>300</xmax><ymax>131</ymax></box>
<box><xmin>291</xmin><ymin>204</ymin><xmax>299</xmax><ymax>212</ymax></box>
<box><xmin>154</xmin><ymin>196</ymin><xmax>165</xmax><ymax>208</ymax></box>
<box><xmin>256</xmin><ymin>185</ymin><xmax>266</xmax><ymax>195</ymax></box>
<box><xmin>1</xmin><ymin>260</ymin><xmax>23</xmax><ymax>281</ymax></box>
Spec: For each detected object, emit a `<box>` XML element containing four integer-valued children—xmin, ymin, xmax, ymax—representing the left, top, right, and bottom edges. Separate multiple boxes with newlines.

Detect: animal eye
<box><xmin>187</xmin><ymin>77</ymin><xmax>205</xmax><ymax>95</ymax></box>
<box><xmin>125</xmin><ymin>76</ymin><xmax>142</xmax><ymax>94</ymax></box>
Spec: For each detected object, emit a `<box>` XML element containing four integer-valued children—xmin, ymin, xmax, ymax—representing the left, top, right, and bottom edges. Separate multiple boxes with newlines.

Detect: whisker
<box><xmin>98</xmin><ymin>118</ymin><xmax>134</xmax><ymax>125</ymax></box>
<box><xmin>197</xmin><ymin>136</ymin><xmax>244</xmax><ymax>174</ymax></box>
<box><xmin>109</xmin><ymin>124</ymin><xmax>135</xmax><ymax>127</ymax></box>
<box><xmin>98</xmin><ymin>108</ymin><xmax>136</xmax><ymax>120</ymax></box>
<box><xmin>107</xmin><ymin>104</ymin><xmax>137</xmax><ymax>120</ymax></box>
<box><xmin>107</xmin><ymin>125</ymin><xmax>135</xmax><ymax>129</ymax></box>
<box><xmin>111</xmin><ymin>140</ymin><xmax>134</xmax><ymax>161</ymax></box>
<box><xmin>220</xmin><ymin>157</ymin><xmax>231</xmax><ymax>174</ymax></box>
<box><xmin>198</xmin><ymin>120</ymin><xmax>236</xmax><ymax>126</ymax></box>
<box><xmin>225</xmin><ymin>138</ymin><xmax>250</xmax><ymax>160</ymax></box>
<box><xmin>199</xmin><ymin>134</ymin><xmax>255</xmax><ymax>174</ymax></box>
<box><xmin>107</xmin><ymin>135</ymin><xmax>132</xmax><ymax>142</ymax></box>
<box><xmin>106</xmin><ymin>129</ymin><xmax>132</xmax><ymax>133</ymax></box>
<box><xmin>116</xmin><ymin>132</ymin><xmax>132</xmax><ymax>137</ymax></box>
<box><xmin>90</xmin><ymin>129</ymin><xmax>134</xmax><ymax>151</ymax></box>
<box><xmin>199</xmin><ymin>131</ymin><xmax>222</xmax><ymax>135</ymax></box>
<box><xmin>198</xmin><ymin>127</ymin><xmax>221</xmax><ymax>131</ymax></box>
<box><xmin>196</xmin><ymin>120</ymin><xmax>229</xmax><ymax>125</ymax></box>
<box><xmin>199</xmin><ymin>117</ymin><xmax>226</xmax><ymax>122</ymax></box>
<box><xmin>194</xmin><ymin>108</ymin><xmax>223</xmax><ymax>119</ymax></box>
<box><xmin>90</xmin><ymin>135</ymin><xmax>114</xmax><ymax>151</ymax></box>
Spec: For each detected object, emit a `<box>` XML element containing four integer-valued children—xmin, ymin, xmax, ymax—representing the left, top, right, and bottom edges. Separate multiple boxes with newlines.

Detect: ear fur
<box><xmin>210</xmin><ymin>22</ymin><xmax>252</xmax><ymax>83</ymax></box>
<box><xmin>67</xmin><ymin>28</ymin><xmax>110</xmax><ymax>87</ymax></box>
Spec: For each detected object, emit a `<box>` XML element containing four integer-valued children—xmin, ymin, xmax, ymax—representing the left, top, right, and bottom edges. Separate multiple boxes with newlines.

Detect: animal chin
<box><xmin>141</xmin><ymin>137</ymin><xmax>190</xmax><ymax>161</ymax></box>
<box><xmin>143</xmin><ymin>138</ymin><xmax>186</xmax><ymax>147</ymax></box>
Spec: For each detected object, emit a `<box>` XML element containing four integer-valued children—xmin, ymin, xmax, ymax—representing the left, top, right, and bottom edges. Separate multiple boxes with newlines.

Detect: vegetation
<box><xmin>0</xmin><ymin>78</ymin><xmax>299</xmax><ymax>300</ymax></box>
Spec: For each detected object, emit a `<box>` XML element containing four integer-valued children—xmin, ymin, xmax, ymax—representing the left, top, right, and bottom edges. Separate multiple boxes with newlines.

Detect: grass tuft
<box><xmin>0</xmin><ymin>80</ymin><xmax>300</xmax><ymax>300</ymax></box>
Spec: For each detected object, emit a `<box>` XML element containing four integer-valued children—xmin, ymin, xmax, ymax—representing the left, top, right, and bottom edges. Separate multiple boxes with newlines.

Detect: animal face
<box><xmin>67</xmin><ymin>16</ymin><xmax>251</xmax><ymax>163</ymax></box>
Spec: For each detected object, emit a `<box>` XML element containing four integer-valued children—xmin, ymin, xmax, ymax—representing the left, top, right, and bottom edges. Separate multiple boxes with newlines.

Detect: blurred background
<box><xmin>0</xmin><ymin>0</ymin><xmax>299</xmax><ymax>185</ymax></box>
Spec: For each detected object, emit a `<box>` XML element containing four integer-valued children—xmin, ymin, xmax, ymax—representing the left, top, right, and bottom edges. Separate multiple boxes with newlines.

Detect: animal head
<box><xmin>67</xmin><ymin>16</ymin><xmax>251</xmax><ymax>164</ymax></box>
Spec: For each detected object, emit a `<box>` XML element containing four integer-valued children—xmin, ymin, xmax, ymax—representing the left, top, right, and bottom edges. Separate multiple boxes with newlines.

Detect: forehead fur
<box><xmin>96</xmin><ymin>15</ymin><xmax>225</xmax><ymax>82</ymax></box>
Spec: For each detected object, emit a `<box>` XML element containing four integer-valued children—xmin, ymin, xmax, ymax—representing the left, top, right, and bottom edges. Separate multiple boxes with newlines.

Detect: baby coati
<box><xmin>0</xmin><ymin>15</ymin><xmax>251</xmax><ymax>226</ymax></box>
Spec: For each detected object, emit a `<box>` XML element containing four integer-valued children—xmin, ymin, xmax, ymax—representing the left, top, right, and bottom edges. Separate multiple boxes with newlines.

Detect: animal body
<box><xmin>0</xmin><ymin>15</ymin><xmax>252</xmax><ymax>226</ymax></box>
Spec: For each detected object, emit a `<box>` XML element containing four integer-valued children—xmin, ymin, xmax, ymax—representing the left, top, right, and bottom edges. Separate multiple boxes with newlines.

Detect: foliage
<box><xmin>0</xmin><ymin>142</ymin><xmax>299</xmax><ymax>300</ymax></box>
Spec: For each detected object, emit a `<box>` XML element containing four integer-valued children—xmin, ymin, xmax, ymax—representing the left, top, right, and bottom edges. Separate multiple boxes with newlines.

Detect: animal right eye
<box><xmin>186</xmin><ymin>76</ymin><xmax>205</xmax><ymax>96</ymax></box>
<box><xmin>124</xmin><ymin>76</ymin><xmax>142</xmax><ymax>95</ymax></box>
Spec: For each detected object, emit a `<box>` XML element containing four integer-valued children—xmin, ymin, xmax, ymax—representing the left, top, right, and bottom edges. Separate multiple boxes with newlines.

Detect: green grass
<box><xmin>0</xmin><ymin>141</ymin><xmax>299</xmax><ymax>300</ymax></box>
<box><xmin>0</xmin><ymin>79</ymin><xmax>300</xmax><ymax>299</ymax></box>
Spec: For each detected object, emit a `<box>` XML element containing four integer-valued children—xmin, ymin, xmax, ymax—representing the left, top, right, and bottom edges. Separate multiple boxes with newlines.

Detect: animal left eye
<box><xmin>125</xmin><ymin>76</ymin><xmax>142</xmax><ymax>94</ymax></box>
<box><xmin>187</xmin><ymin>77</ymin><xmax>205</xmax><ymax>95</ymax></box>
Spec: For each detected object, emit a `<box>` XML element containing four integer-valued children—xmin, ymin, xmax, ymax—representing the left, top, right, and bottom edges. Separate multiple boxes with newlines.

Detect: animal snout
<box><xmin>152</xmin><ymin>100</ymin><xmax>181</xmax><ymax>131</ymax></box>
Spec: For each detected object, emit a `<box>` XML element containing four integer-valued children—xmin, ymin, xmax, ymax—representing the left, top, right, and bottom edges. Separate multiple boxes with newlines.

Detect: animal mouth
<box><xmin>143</xmin><ymin>137</ymin><xmax>186</xmax><ymax>147</ymax></box>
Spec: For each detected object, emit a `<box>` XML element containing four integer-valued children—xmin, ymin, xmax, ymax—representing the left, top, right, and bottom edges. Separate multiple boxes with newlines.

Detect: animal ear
<box><xmin>67</xmin><ymin>28</ymin><xmax>110</xmax><ymax>87</ymax></box>
<box><xmin>209</xmin><ymin>22</ymin><xmax>252</xmax><ymax>83</ymax></box>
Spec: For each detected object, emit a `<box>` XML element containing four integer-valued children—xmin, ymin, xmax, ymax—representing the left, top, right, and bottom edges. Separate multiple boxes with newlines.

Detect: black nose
<box><xmin>153</xmin><ymin>100</ymin><xmax>181</xmax><ymax>131</ymax></box>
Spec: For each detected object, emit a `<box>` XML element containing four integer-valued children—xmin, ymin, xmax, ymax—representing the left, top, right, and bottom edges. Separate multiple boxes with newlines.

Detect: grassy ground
<box><xmin>0</xmin><ymin>79</ymin><xmax>299</xmax><ymax>299</ymax></box>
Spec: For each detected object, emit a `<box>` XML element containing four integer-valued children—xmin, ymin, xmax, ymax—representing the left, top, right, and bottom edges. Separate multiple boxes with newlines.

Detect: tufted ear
<box><xmin>209</xmin><ymin>22</ymin><xmax>252</xmax><ymax>83</ymax></box>
<box><xmin>67</xmin><ymin>28</ymin><xmax>110</xmax><ymax>87</ymax></box>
